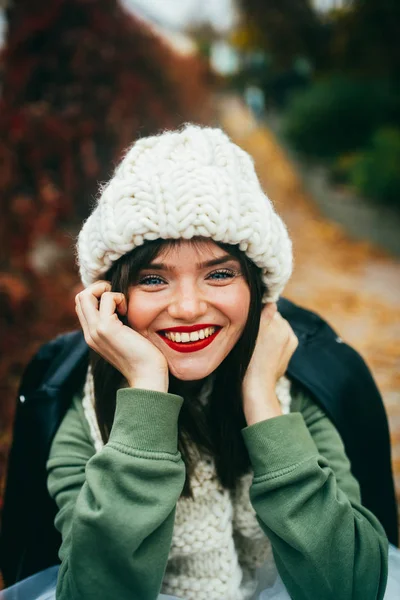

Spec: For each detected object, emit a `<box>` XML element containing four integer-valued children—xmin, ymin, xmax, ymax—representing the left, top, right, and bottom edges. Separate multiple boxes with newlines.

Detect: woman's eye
<box><xmin>207</xmin><ymin>269</ymin><xmax>237</xmax><ymax>281</ymax></box>
<box><xmin>138</xmin><ymin>275</ymin><xmax>166</xmax><ymax>286</ymax></box>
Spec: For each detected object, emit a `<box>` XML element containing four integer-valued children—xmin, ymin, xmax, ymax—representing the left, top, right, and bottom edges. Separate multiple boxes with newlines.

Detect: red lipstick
<box><xmin>157</xmin><ymin>327</ymin><xmax>221</xmax><ymax>353</ymax></box>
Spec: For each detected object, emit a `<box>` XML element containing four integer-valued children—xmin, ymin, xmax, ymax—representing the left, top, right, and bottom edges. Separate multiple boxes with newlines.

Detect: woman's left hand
<box><xmin>242</xmin><ymin>303</ymin><xmax>298</xmax><ymax>425</ymax></box>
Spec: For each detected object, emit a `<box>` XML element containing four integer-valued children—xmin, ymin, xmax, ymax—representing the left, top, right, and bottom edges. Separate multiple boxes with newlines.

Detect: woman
<box><xmin>3</xmin><ymin>125</ymin><xmax>398</xmax><ymax>599</ymax></box>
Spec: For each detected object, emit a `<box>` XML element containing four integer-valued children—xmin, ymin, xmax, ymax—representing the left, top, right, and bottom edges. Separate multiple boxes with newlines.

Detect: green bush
<box><xmin>349</xmin><ymin>128</ymin><xmax>400</xmax><ymax>208</ymax></box>
<box><xmin>329</xmin><ymin>152</ymin><xmax>360</xmax><ymax>185</ymax></box>
<box><xmin>283</xmin><ymin>77</ymin><xmax>392</xmax><ymax>158</ymax></box>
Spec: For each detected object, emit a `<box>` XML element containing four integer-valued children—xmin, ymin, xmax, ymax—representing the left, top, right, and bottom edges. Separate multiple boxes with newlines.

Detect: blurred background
<box><xmin>0</xmin><ymin>0</ymin><xmax>399</xmax><ymax>581</ymax></box>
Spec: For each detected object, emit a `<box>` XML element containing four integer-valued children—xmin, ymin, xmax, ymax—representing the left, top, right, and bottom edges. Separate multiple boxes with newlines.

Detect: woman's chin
<box><xmin>168</xmin><ymin>361</ymin><xmax>216</xmax><ymax>382</ymax></box>
<box><xmin>169</xmin><ymin>368</ymin><xmax>210</xmax><ymax>382</ymax></box>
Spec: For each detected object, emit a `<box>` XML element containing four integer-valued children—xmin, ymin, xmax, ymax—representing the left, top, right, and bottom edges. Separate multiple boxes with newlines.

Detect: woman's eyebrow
<box><xmin>146</xmin><ymin>254</ymin><xmax>237</xmax><ymax>271</ymax></box>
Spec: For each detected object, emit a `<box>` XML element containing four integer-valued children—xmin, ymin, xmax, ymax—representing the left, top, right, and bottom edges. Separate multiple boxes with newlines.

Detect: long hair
<box><xmin>91</xmin><ymin>238</ymin><xmax>265</xmax><ymax>495</ymax></box>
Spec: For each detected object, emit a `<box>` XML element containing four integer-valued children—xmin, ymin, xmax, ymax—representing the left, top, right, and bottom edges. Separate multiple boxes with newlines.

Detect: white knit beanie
<box><xmin>77</xmin><ymin>124</ymin><xmax>292</xmax><ymax>301</ymax></box>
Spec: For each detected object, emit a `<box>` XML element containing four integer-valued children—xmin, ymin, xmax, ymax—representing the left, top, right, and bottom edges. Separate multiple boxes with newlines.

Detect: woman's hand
<box><xmin>75</xmin><ymin>281</ymin><xmax>168</xmax><ymax>392</ymax></box>
<box><xmin>242</xmin><ymin>303</ymin><xmax>298</xmax><ymax>425</ymax></box>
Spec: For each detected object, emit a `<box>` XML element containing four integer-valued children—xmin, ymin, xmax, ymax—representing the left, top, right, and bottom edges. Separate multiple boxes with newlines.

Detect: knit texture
<box><xmin>77</xmin><ymin>125</ymin><xmax>293</xmax><ymax>302</ymax></box>
<box><xmin>82</xmin><ymin>371</ymin><xmax>292</xmax><ymax>599</ymax></box>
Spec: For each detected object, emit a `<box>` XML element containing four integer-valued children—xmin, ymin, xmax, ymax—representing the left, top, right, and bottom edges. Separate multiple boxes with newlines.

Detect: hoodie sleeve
<box><xmin>242</xmin><ymin>389</ymin><xmax>388</xmax><ymax>600</ymax></box>
<box><xmin>47</xmin><ymin>389</ymin><xmax>185</xmax><ymax>600</ymax></box>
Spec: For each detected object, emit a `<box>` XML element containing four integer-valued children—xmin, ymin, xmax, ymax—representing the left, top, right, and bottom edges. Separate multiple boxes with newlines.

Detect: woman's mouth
<box><xmin>157</xmin><ymin>325</ymin><xmax>222</xmax><ymax>353</ymax></box>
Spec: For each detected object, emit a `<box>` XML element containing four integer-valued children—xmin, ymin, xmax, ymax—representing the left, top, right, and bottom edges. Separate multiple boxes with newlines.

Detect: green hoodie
<box><xmin>47</xmin><ymin>387</ymin><xmax>388</xmax><ymax>600</ymax></box>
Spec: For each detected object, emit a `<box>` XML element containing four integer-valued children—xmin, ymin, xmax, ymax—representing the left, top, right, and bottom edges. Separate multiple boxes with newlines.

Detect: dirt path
<box><xmin>217</xmin><ymin>95</ymin><xmax>400</xmax><ymax>518</ymax></box>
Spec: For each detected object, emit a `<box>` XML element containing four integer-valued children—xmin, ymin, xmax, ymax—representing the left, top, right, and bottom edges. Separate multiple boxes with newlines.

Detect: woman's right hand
<box><xmin>75</xmin><ymin>280</ymin><xmax>169</xmax><ymax>392</ymax></box>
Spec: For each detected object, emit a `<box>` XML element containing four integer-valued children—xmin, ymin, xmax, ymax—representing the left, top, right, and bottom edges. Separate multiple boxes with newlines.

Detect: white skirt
<box><xmin>2</xmin><ymin>545</ymin><xmax>400</xmax><ymax>600</ymax></box>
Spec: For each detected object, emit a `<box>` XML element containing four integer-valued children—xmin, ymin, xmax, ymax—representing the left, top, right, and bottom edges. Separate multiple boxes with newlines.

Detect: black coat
<box><xmin>0</xmin><ymin>297</ymin><xmax>398</xmax><ymax>586</ymax></box>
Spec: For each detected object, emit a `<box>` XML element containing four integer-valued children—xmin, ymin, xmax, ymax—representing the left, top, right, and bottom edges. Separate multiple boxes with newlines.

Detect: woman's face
<box><xmin>127</xmin><ymin>240</ymin><xmax>251</xmax><ymax>381</ymax></box>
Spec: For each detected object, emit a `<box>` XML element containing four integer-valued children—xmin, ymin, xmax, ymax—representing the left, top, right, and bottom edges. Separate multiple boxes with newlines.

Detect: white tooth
<box><xmin>207</xmin><ymin>328</ymin><xmax>212</xmax><ymax>337</ymax></box>
<box><xmin>199</xmin><ymin>329</ymin><xmax>205</xmax><ymax>339</ymax></box>
<box><xmin>175</xmin><ymin>332</ymin><xmax>181</xmax><ymax>342</ymax></box>
<box><xmin>190</xmin><ymin>331</ymin><xmax>200</xmax><ymax>341</ymax></box>
<box><xmin>165</xmin><ymin>332</ymin><xmax>172</xmax><ymax>341</ymax></box>
<box><xmin>181</xmin><ymin>332</ymin><xmax>190</xmax><ymax>343</ymax></box>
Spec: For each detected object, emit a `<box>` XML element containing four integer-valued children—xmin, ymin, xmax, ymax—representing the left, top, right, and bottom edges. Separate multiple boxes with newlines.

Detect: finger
<box><xmin>261</xmin><ymin>302</ymin><xmax>277</xmax><ymax>323</ymax></box>
<box><xmin>116</xmin><ymin>294</ymin><xmax>127</xmax><ymax>316</ymax></box>
<box><xmin>76</xmin><ymin>287</ymin><xmax>103</xmax><ymax>332</ymax></box>
<box><xmin>99</xmin><ymin>291</ymin><xmax>127</xmax><ymax>319</ymax></box>
<box><xmin>267</xmin><ymin>302</ymin><xmax>277</xmax><ymax>314</ymax></box>
<box><xmin>75</xmin><ymin>298</ymin><xmax>92</xmax><ymax>345</ymax></box>
<box><xmin>280</xmin><ymin>320</ymin><xmax>298</xmax><ymax>351</ymax></box>
<box><xmin>269</xmin><ymin>311</ymin><xmax>282</xmax><ymax>327</ymax></box>
<box><xmin>76</xmin><ymin>280</ymin><xmax>112</xmax><ymax>308</ymax></box>
<box><xmin>75</xmin><ymin>292</ymin><xmax>89</xmax><ymax>329</ymax></box>
<box><xmin>290</xmin><ymin>331</ymin><xmax>299</xmax><ymax>351</ymax></box>
<box><xmin>270</xmin><ymin>314</ymin><xmax>292</xmax><ymax>343</ymax></box>
<box><xmin>76</xmin><ymin>280</ymin><xmax>112</xmax><ymax>316</ymax></box>
<box><xmin>88</xmin><ymin>280</ymin><xmax>112</xmax><ymax>296</ymax></box>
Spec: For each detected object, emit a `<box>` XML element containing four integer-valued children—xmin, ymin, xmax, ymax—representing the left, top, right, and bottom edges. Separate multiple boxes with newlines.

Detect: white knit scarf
<box><xmin>82</xmin><ymin>370</ymin><xmax>292</xmax><ymax>600</ymax></box>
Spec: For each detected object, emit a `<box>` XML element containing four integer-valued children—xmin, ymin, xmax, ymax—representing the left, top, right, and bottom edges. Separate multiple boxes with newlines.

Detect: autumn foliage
<box><xmin>0</xmin><ymin>0</ymin><xmax>212</xmax><ymax>513</ymax></box>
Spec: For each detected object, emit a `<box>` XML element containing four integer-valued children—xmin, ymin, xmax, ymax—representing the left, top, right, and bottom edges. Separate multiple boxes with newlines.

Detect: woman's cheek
<box><xmin>215</xmin><ymin>283</ymin><xmax>250</xmax><ymax>324</ymax></box>
<box><xmin>126</xmin><ymin>293</ymin><xmax>153</xmax><ymax>331</ymax></box>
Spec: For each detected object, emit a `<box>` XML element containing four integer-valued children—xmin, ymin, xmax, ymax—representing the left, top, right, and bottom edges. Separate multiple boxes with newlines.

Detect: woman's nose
<box><xmin>167</xmin><ymin>284</ymin><xmax>208</xmax><ymax>322</ymax></box>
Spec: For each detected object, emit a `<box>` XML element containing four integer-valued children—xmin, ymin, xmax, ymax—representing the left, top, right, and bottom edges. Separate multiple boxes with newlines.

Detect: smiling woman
<box><xmin>87</xmin><ymin>236</ymin><xmax>266</xmax><ymax>497</ymax></box>
<box><xmin>126</xmin><ymin>241</ymin><xmax>251</xmax><ymax>377</ymax></box>
<box><xmin>6</xmin><ymin>124</ymin><xmax>399</xmax><ymax>600</ymax></box>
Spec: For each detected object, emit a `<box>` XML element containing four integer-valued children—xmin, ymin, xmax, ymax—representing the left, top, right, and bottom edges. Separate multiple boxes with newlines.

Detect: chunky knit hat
<box><xmin>77</xmin><ymin>124</ymin><xmax>292</xmax><ymax>301</ymax></box>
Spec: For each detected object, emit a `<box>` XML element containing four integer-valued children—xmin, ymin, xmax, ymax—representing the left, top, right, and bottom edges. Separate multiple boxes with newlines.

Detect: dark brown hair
<box><xmin>91</xmin><ymin>238</ymin><xmax>265</xmax><ymax>495</ymax></box>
